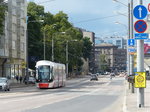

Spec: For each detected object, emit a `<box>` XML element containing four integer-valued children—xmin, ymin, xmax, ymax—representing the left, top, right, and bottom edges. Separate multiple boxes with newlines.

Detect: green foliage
<box><xmin>99</xmin><ymin>54</ymin><xmax>108</xmax><ymax>71</ymax></box>
<box><xmin>0</xmin><ymin>3</ymin><xmax>6</xmax><ymax>35</ymax></box>
<box><xmin>82</xmin><ymin>37</ymin><xmax>92</xmax><ymax>60</ymax></box>
<box><xmin>27</xmin><ymin>2</ymin><xmax>44</xmax><ymax>19</ymax></box>
<box><xmin>27</xmin><ymin>2</ymin><xmax>92</xmax><ymax>75</ymax></box>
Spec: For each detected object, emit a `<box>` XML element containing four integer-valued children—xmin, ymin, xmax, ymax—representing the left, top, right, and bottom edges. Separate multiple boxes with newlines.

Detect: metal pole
<box><xmin>44</xmin><ymin>30</ymin><xmax>46</xmax><ymax>60</ymax></box>
<box><xmin>127</xmin><ymin>0</ymin><xmax>130</xmax><ymax>77</ymax></box>
<box><xmin>137</xmin><ymin>0</ymin><xmax>144</xmax><ymax>108</ymax></box>
<box><xmin>66</xmin><ymin>41</ymin><xmax>68</xmax><ymax>78</ymax></box>
<box><xmin>52</xmin><ymin>37</ymin><xmax>54</xmax><ymax>61</ymax></box>
<box><xmin>129</xmin><ymin>0</ymin><xmax>134</xmax><ymax>93</ymax></box>
<box><xmin>26</xmin><ymin>28</ymin><xmax>29</xmax><ymax>84</ymax></box>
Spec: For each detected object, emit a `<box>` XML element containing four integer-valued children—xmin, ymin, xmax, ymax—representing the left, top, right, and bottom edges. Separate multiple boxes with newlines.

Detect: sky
<box><xmin>28</xmin><ymin>0</ymin><xmax>150</xmax><ymax>42</ymax></box>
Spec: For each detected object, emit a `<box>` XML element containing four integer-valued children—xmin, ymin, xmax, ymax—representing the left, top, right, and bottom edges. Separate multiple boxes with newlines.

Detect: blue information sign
<box><xmin>134</xmin><ymin>20</ymin><xmax>147</xmax><ymax>33</ymax></box>
<box><xmin>128</xmin><ymin>48</ymin><xmax>136</xmax><ymax>53</ymax></box>
<box><xmin>133</xmin><ymin>5</ymin><xmax>147</xmax><ymax>19</ymax></box>
<box><xmin>135</xmin><ymin>33</ymin><xmax>148</xmax><ymax>40</ymax></box>
<box><xmin>128</xmin><ymin>39</ymin><xmax>135</xmax><ymax>46</ymax></box>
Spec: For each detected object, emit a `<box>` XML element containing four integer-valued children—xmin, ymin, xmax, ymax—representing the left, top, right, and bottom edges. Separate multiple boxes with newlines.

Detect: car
<box><xmin>28</xmin><ymin>77</ymin><xmax>36</xmax><ymax>84</ymax></box>
<box><xmin>90</xmin><ymin>75</ymin><xmax>98</xmax><ymax>81</ymax></box>
<box><xmin>0</xmin><ymin>77</ymin><xmax>10</xmax><ymax>91</ymax></box>
<box><xmin>24</xmin><ymin>76</ymin><xmax>36</xmax><ymax>84</ymax></box>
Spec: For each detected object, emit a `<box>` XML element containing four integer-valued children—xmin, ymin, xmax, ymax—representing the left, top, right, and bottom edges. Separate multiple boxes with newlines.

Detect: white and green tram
<box><xmin>35</xmin><ymin>60</ymin><xmax>66</xmax><ymax>88</ymax></box>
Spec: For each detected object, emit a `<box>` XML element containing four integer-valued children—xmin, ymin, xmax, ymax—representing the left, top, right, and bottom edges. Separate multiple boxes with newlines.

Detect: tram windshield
<box><xmin>38</xmin><ymin>65</ymin><xmax>51</xmax><ymax>81</ymax></box>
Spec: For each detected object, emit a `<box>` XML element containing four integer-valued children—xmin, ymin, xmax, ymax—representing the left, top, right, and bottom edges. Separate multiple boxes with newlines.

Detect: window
<box><xmin>12</xmin><ymin>23</ymin><xmax>17</xmax><ymax>33</ymax></box>
<box><xmin>12</xmin><ymin>41</ymin><xmax>16</xmax><ymax>49</ymax></box>
<box><xmin>21</xmin><ymin>27</ymin><xmax>24</xmax><ymax>36</ymax></box>
<box><xmin>20</xmin><ymin>42</ymin><xmax>24</xmax><ymax>51</ymax></box>
<box><xmin>116</xmin><ymin>40</ymin><xmax>121</xmax><ymax>45</ymax></box>
<box><xmin>108</xmin><ymin>40</ymin><xmax>113</xmax><ymax>44</ymax></box>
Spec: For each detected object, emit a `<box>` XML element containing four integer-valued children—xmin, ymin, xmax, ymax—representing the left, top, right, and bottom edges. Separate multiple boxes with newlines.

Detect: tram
<box><xmin>35</xmin><ymin>60</ymin><xmax>66</xmax><ymax>88</ymax></box>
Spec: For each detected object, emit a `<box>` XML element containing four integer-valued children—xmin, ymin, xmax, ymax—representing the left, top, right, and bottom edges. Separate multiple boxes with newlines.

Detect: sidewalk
<box><xmin>124</xmin><ymin>80</ymin><xmax>150</xmax><ymax>112</ymax></box>
<box><xmin>10</xmin><ymin>82</ymin><xmax>35</xmax><ymax>88</ymax></box>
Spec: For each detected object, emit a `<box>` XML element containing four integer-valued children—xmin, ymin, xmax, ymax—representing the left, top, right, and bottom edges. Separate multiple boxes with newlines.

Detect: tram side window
<box><xmin>51</xmin><ymin>67</ymin><xmax>54</xmax><ymax>80</ymax></box>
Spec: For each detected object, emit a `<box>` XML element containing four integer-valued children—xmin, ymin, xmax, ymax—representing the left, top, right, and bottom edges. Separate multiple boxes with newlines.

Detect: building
<box><xmin>95</xmin><ymin>43</ymin><xmax>126</xmax><ymax>72</ymax></box>
<box><xmin>96</xmin><ymin>36</ymin><xmax>127</xmax><ymax>49</ymax></box>
<box><xmin>0</xmin><ymin>0</ymin><xmax>27</xmax><ymax>80</ymax></box>
<box><xmin>76</xmin><ymin>28</ymin><xmax>96</xmax><ymax>74</ymax></box>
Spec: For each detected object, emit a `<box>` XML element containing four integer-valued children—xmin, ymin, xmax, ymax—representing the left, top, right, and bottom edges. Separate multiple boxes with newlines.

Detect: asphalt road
<box><xmin>0</xmin><ymin>75</ymin><xmax>125</xmax><ymax>112</ymax></box>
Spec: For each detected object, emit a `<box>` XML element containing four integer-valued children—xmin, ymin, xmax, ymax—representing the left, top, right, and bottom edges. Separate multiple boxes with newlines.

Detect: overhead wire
<box><xmin>74</xmin><ymin>15</ymin><xmax>120</xmax><ymax>24</ymax></box>
<box><xmin>36</xmin><ymin>0</ymin><xmax>56</xmax><ymax>4</ymax></box>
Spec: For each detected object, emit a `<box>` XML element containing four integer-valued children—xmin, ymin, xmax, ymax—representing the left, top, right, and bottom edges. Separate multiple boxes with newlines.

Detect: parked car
<box><xmin>90</xmin><ymin>75</ymin><xmax>98</xmax><ymax>81</ymax></box>
<box><xmin>0</xmin><ymin>77</ymin><xmax>10</xmax><ymax>91</ymax></box>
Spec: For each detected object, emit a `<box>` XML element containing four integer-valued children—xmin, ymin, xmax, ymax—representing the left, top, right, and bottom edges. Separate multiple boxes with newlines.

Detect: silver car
<box><xmin>0</xmin><ymin>77</ymin><xmax>10</xmax><ymax>91</ymax></box>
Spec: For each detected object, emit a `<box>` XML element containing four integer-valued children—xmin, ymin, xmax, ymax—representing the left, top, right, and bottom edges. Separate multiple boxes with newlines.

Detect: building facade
<box><xmin>82</xmin><ymin>30</ymin><xmax>95</xmax><ymax>73</ymax></box>
<box><xmin>96</xmin><ymin>36</ymin><xmax>127</xmax><ymax>49</ymax></box>
<box><xmin>95</xmin><ymin>43</ymin><xmax>126</xmax><ymax>72</ymax></box>
<box><xmin>0</xmin><ymin>0</ymin><xmax>27</xmax><ymax>80</ymax></box>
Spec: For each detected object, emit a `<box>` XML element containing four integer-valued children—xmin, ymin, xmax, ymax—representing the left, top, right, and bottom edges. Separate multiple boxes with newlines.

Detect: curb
<box><xmin>10</xmin><ymin>84</ymin><xmax>35</xmax><ymax>88</ymax></box>
<box><xmin>123</xmin><ymin>81</ymin><xmax>129</xmax><ymax>112</ymax></box>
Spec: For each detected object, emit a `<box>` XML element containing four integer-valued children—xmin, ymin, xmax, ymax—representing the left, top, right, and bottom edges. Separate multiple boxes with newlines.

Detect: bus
<box><xmin>35</xmin><ymin>60</ymin><xmax>66</xmax><ymax>88</ymax></box>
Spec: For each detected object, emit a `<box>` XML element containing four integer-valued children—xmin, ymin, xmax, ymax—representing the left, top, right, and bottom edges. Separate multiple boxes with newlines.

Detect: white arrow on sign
<box><xmin>138</xmin><ymin>7</ymin><xmax>142</xmax><ymax>18</ymax></box>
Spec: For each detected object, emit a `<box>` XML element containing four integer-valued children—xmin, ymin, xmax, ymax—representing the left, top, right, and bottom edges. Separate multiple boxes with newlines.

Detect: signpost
<box><xmin>133</xmin><ymin>1</ymin><xmax>147</xmax><ymax>108</ymax></box>
<box><xmin>133</xmin><ymin>5</ymin><xmax>147</xmax><ymax>19</ymax></box>
<box><xmin>134</xmin><ymin>20</ymin><xmax>147</xmax><ymax>33</ymax></box>
<box><xmin>135</xmin><ymin>72</ymin><xmax>146</xmax><ymax>88</ymax></box>
<box><xmin>135</xmin><ymin>33</ymin><xmax>148</xmax><ymax>40</ymax></box>
<box><xmin>128</xmin><ymin>47</ymin><xmax>136</xmax><ymax>55</ymax></box>
<box><xmin>128</xmin><ymin>39</ymin><xmax>135</xmax><ymax>46</ymax></box>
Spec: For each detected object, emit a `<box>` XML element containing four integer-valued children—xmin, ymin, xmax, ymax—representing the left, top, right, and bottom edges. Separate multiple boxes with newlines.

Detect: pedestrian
<box><xmin>16</xmin><ymin>75</ymin><xmax>19</xmax><ymax>83</ymax></box>
<box><xmin>23</xmin><ymin>76</ymin><xmax>27</xmax><ymax>85</ymax></box>
<box><xmin>19</xmin><ymin>76</ymin><xmax>22</xmax><ymax>83</ymax></box>
<box><xmin>110</xmin><ymin>72</ymin><xmax>114</xmax><ymax>80</ymax></box>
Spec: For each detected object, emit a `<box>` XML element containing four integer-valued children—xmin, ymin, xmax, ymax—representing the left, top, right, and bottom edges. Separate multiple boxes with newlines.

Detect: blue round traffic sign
<box><xmin>134</xmin><ymin>20</ymin><xmax>147</xmax><ymax>33</ymax></box>
<box><xmin>133</xmin><ymin>5</ymin><xmax>147</xmax><ymax>19</ymax></box>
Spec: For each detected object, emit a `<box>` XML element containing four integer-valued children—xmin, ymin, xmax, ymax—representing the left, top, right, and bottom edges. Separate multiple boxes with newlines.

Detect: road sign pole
<box><xmin>137</xmin><ymin>0</ymin><xmax>145</xmax><ymax>108</ymax></box>
<box><xmin>128</xmin><ymin>0</ymin><xmax>131</xmax><ymax>78</ymax></box>
<box><xmin>129</xmin><ymin>0</ymin><xmax>134</xmax><ymax>93</ymax></box>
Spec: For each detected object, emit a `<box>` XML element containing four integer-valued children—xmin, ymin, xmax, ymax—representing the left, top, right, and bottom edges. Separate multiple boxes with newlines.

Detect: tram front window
<box><xmin>38</xmin><ymin>66</ymin><xmax>51</xmax><ymax>82</ymax></box>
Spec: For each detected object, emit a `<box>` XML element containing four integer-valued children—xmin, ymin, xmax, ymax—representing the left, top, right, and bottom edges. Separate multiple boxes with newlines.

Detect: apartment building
<box><xmin>0</xmin><ymin>0</ymin><xmax>27</xmax><ymax>79</ymax></box>
<box><xmin>82</xmin><ymin>30</ymin><xmax>95</xmax><ymax>74</ymax></box>
<box><xmin>95</xmin><ymin>43</ymin><xmax>126</xmax><ymax>72</ymax></box>
<box><xmin>97</xmin><ymin>36</ymin><xmax>127</xmax><ymax>49</ymax></box>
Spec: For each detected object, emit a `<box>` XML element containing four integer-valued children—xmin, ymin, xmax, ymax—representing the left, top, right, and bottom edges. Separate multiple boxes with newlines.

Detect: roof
<box><xmin>95</xmin><ymin>43</ymin><xmax>116</xmax><ymax>47</ymax></box>
<box><xmin>35</xmin><ymin>60</ymin><xmax>65</xmax><ymax>68</ymax></box>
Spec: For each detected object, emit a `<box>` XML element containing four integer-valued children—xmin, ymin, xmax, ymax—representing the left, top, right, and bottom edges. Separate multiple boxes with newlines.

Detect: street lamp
<box><xmin>66</xmin><ymin>39</ymin><xmax>78</xmax><ymax>78</ymax></box>
<box><xmin>52</xmin><ymin>31</ymin><xmax>65</xmax><ymax>61</ymax></box>
<box><xmin>51</xmin><ymin>31</ymin><xmax>78</xmax><ymax>77</ymax></box>
<box><xmin>26</xmin><ymin>19</ymin><xmax>44</xmax><ymax>83</ymax></box>
<box><xmin>115</xmin><ymin>21</ymin><xmax>128</xmax><ymax>30</ymax></box>
<box><xmin>112</xmin><ymin>0</ymin><xmax>127</xmax><ymax>7</ymax></box>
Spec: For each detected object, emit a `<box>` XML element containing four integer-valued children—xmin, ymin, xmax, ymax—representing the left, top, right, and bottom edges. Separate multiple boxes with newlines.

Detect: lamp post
<box><xmin>66</xmin><ymin>40</ymin><xmax>78</xmax><ymax>78</ymax></box>
<box><xmin>26</xmin><ymin>19</ymin><xmax>44</xmax><ymax>83</ymax></box>
<box><xmin>51</xmin><ymin>31</ymin><xmax>65</xmax><ymax>61</ymax></box>
<box><xmin>114</xmin><ymin>0</ymin><xmax>135</xmax><ymax>93</ymax></box>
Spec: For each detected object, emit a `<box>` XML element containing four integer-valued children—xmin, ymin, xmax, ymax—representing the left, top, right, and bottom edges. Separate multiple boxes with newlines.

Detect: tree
<box><xmin>99</xmin><ymin>54</ymin><xmax>108</xmax><ymax>72</ymax></box>
<box><xmin>82</xmin><ymin>37</ymin><xmax>92</xmax><ymax>60</ymax></box>
<box><xmin>27</xmin><ymin>2</ymin><xmax>92</xmax><ymax>76</ymax></box>
<box><xmin>0</xmin><ymin>1</ymin><xmax>6</xmax><ymax>35</ymax></box>
<box><xmin>27</xmin><ymin>2</ymin><xmax>45</xmax><ymax>69</ymax></box>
